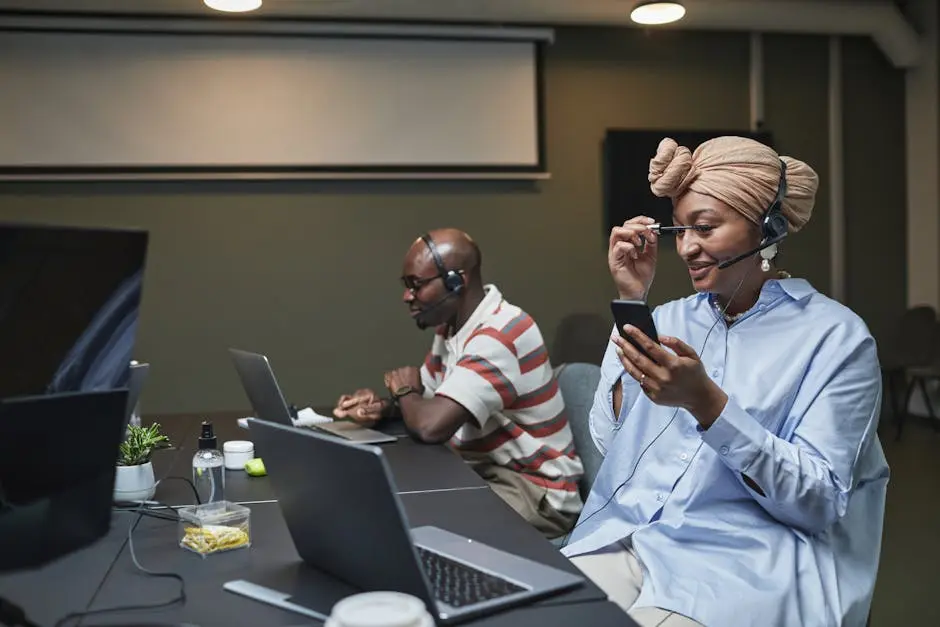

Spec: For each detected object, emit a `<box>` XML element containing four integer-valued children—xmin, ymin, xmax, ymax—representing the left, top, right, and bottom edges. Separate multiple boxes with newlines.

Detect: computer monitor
<box><xmin>0</xmin><ymin>222</ymin><xmax>149</xmax><ymax>400</ymax></box>
<box><xmin>0</xmin><ymin>222</ymin><xmax>149</xmax><ymax>570</ymax></box>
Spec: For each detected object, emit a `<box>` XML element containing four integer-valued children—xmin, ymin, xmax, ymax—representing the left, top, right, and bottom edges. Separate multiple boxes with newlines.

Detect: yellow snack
<box><xmin>181</xmin><ymin>524</ymin><xmax>249</xmax><ymax>555</ymax></box>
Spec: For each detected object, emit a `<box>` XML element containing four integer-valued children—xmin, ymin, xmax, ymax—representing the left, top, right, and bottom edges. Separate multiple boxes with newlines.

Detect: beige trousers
<box><xmin>473</xmin><ymin>463</ymin><xmax>579</xmax><ymax>540</ymax></box>
<box><xmin>569</xmin><ymin>543</ymin><xmax>706</xmax><ymax>627</ymax></box>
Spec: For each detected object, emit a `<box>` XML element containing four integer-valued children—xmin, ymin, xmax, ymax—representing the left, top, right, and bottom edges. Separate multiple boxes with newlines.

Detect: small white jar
<box><xmin>222</xmin><ymin>440</ymin><xmax>254</xmax><ymax>471</ymax></box>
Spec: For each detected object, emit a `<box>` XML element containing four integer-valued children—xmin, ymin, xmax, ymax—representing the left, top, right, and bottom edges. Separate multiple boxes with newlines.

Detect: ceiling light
<box><xmin>630</xmin><ymin>1</ymin><xmax>686</xmax><ymax>26</ymax></box>
<box><xmin>204</xmin><ymin>0</ymin><xmax>263</xmax><ymax>13</ymax></box>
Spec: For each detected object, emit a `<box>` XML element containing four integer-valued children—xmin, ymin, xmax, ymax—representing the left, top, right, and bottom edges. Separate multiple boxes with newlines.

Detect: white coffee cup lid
<box><xmin>328</xmin><ymin>591</ymin><xmax>432</xmax><ymax>627</ymax></box>
<box><xmin>223</xmin><ymin>440</ymin><xmax>253</xmax><ymax>453</ymax></box>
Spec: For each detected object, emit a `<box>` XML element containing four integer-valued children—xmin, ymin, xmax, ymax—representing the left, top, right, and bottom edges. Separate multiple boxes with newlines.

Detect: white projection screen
<box><xmin>0</xmin><ymin>21</ymin><xmax>549</xmax><ymax>180</ymax></box>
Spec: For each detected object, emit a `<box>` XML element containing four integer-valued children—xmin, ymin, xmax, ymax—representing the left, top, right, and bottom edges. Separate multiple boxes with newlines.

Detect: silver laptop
<box><xmin>226</xmin><ymin>418</ymin><xmax>584</xmax><ymax>624</ymax></box>
<box><xmin>228</xmin><ymin>348</ymin><xmax>396</xmax><ymax>445</ymax></box>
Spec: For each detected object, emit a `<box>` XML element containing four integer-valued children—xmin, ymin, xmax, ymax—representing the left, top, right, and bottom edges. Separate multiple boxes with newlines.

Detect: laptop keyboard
<box><xmin>416</xmin><ymin>546</ymin><xmax>526</xmax><ymax>607</ymax></box>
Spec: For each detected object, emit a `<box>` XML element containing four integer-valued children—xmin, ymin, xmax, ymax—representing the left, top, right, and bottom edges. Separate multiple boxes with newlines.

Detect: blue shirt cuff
<box><xmin>700</xmin><ymin>396</ymin><xmax>768</xmax><ymax>472</ymax></box>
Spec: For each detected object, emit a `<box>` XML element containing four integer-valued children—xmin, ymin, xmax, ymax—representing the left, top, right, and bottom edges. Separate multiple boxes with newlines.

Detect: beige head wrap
<box><xmin>648</xmin><ymin>136</ymin><xmax>819</xmax><ymax>233</ymax></box>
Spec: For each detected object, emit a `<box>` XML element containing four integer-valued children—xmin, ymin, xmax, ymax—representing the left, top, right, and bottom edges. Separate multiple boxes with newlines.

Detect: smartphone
<box><xmin>610</xmin><ymin>299</ymin><xmax>660</xmax><ymax>360</ymax></box>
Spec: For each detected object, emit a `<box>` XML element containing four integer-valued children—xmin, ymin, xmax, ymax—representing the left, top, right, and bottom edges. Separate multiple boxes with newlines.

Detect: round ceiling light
<box><xmin>630</xmin><ymin>1</ymin><xmax>686</xmax><ymax>25</ymax></box>
<box><xmin>204</xmin><ymin>0</ymin><xmax>263</xmax><ymax>12</ymax></box>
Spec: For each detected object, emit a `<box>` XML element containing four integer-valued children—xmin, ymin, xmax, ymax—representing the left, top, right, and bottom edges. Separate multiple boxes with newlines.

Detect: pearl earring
<box><xmin>759</xmin><ymin>243</ymin><xmax>778</xmax><ymax>273</ymax></box>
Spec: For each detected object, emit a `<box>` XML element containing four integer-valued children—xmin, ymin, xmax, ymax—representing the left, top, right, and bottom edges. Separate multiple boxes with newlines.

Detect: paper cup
<box><xmin>325</xmin><ymin>591</ymin><xmax>434</xmax><ymax>627</ymax></box>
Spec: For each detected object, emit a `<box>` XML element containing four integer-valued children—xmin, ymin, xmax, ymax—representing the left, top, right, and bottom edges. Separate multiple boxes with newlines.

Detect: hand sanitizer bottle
<box><xmin>192</xmin><ymin>421</ymin><xmax>225</xmax><ymax>503</ymax></box>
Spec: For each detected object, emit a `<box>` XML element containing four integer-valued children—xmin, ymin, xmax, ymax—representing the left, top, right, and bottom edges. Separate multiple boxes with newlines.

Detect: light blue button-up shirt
<box><xmin>562</xmin><ymin>278</ymin><xmax>889</xmax><ymax>627</ymax></box>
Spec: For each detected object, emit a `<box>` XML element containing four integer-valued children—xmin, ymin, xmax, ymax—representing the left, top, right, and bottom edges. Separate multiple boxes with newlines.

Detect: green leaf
<box><xmin>118</xmin><ymin>422</ymin><xmax>171</xmax><ymax>466</ymax></box>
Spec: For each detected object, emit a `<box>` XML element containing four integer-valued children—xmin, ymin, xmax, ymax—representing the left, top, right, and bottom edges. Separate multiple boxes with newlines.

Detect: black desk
<box><xmin>0</xmin><ymin>411</ymin><xmax>627</xmax><ymax>627</ymax></box>
<box><xmin>151</xmin><ymin>414</ymin><xmax>487</xmax><ymax>506</ymax></box>
<box><xmin>0</xmin><ymin>513</ymin><xmax>133</xmax><ymax>627</ymax></box>
<box><xmin>82</xmin><ymin>502</ymin><xmax>617</xmax><ymax>626</ymax></box>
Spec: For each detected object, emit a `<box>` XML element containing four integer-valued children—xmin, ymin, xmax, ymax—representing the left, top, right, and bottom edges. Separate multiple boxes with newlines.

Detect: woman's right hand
<box><xmin>608</xmin><ymin>216</ymin><xmax>658</xmax><ymax>300</ymax></box>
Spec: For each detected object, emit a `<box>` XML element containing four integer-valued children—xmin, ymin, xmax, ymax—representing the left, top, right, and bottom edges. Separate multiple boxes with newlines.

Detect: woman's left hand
<box><xmin>612</xmin><ymin>325</ymin><xmax>728</xmax><ymax>426</ymax></box>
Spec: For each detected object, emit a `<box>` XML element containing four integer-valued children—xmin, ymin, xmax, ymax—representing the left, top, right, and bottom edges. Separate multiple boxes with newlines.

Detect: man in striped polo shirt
<box><xmin>333</xmin><ymin>229</ymin><xmax>584</xmax><ymax>538</ymax></box>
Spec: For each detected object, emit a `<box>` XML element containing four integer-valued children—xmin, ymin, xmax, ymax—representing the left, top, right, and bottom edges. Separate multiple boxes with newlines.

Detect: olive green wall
<box><xmin>0</xmin><ymin>27</ymin><xmax>906</xmax><ymax>412</ymax></box>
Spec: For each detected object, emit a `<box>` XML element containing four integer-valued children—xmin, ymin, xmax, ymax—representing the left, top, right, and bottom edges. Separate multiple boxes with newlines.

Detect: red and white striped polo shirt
<box><xmin>420</xmin><ymin>284</ymin><xmax>584</xmax><ymax>516</ymax></box>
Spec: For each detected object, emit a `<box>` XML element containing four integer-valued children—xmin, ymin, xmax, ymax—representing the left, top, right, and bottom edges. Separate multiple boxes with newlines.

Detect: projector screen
<box><xmin>0</xmin><ymin>23</ymin><xmax>547</xmax><ymax>179</ymax></box>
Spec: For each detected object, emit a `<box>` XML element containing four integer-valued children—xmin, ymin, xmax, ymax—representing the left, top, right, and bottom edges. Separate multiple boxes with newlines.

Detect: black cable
<box><xmin>560</xmin><ymin>265</ymin><xmax>757</xmax><ymax>547</ymax></box>
<box><xmin>52</xmin><ymin>479</ymin><xmax>191</xmax><ymax>627</ymax></box>
<box><xmin>155</xmin><ymin>475</ymin><xmax>202</xmax><ymax>505</ymax></box>
<box><xmin>113</xmin><ymin>502</ymin><xmax>182</xmax><ymax>523</ymax></box>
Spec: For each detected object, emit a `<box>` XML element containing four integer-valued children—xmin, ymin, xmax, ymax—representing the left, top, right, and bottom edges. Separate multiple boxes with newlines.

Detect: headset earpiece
<box><xmin>761</xmin><ymin>160</ymin><xmax>789</xmax><ymax>245</ymax></box>
<box><xmin>443</xmin><ymin>271</ymin><xmax>465</xmax><ymax>294</ymax></box>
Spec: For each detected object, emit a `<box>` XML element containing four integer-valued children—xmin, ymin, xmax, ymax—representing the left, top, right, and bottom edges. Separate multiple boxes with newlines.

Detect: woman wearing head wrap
<box><xmin>562</xmin><ymin>136</ymin><xmax>888</xmax><ymax>627</ymax></box>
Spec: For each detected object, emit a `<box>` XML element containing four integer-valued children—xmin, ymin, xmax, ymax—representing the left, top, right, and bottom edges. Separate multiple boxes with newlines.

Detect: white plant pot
<box><xmin>113</xmin><ymin>461</ymin><xmax>156</xmax><ymax>502</ymax></box>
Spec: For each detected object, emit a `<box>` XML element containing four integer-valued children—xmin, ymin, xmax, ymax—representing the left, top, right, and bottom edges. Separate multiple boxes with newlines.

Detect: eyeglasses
<box><xmin>401</xmin><ymin>273</ymin><xmax>444</xmax><ymax>293</ymax></box>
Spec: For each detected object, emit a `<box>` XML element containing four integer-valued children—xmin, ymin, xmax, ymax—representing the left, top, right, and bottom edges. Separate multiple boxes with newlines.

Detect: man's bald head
<box><xmin>403</xmin><ymin>228</ymin><xmax>482</xmax><ymax>284</ymax></box>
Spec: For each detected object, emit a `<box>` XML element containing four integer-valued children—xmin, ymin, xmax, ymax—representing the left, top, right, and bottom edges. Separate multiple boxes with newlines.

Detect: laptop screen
<box><xmin>0</xmin><ymin>222</ymin><xmax>149</xmax><ymax>401</ymax></box>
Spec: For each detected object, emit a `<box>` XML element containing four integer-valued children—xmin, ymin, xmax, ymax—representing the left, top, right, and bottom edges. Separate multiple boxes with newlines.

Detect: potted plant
<box><xmin>113</xmin><ymin>423</ymin><xmax>170</xmax><ymax>502</ymax></box>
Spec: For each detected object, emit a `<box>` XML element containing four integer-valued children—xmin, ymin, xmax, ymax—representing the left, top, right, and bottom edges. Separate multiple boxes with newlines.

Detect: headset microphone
<box><xmin>412</xmin><ymin>290</ymin><xmax>460</xmax><ymax>330</ymax></box>
<box><xmin>717</xmin><ymin>233</ymin><xmax>786</xmax><ymax>269</ymax></box>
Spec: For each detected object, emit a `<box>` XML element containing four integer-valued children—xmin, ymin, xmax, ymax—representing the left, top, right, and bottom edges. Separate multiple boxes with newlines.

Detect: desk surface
<box><xmin>85</xmin><ymin>502</ymin><xmax>619</xmax><ymax>626</ymax></box>
<box><xmin>0</xmin><ymin>513</ymin><xmax>133</xmax><ymax>627</ymax></box>
<box><xmin>151</xmin><ymin>413</ymin><xmax>487</xmax><ymax>505</ymax></box>
<box><xmin>1</xmin><ymin>411</ymin><xmax>623</xmax><ymax>627</ymax></box>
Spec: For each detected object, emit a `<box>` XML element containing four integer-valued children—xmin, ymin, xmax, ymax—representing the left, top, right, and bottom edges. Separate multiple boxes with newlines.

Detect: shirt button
<box><xmin>719</xmin><ymin>445</ymin><xmax>730</xmax><ymax>455</ymax></box>
<box><xmin>656</xmin><ymin>493</ymin><xmax>664</xmax><ymax>502</ymax></box>
<box><xmin>711</xmin><ymin>369</ymin><xmax>720</xmax><ymax>378</ymax></box>
<box><xmin>680</xmin><ymin>453</ymin><xmax>689</xmax><ymax>461</ymax></box>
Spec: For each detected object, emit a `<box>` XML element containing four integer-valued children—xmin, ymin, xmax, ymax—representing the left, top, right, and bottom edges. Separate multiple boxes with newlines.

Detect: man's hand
<box><xmin>332</xmin><ymin>388</ymin><xmax>388</xmax><ymax>427</ymax></box>
<box><xmin>384</xmin><ymin>367</ymin><xmax>423</xmax><ymax>398</ymax></box>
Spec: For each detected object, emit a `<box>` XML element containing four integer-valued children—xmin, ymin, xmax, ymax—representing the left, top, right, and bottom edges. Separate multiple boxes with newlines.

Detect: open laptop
<box><xmin>225</xmin><ymin>418</ymin><xmax>584</xmax><ymax>624</ymax></box>
<box><xmin>228</xmin><ymin>348</ymin><xmax>396</xmax><ymax>445</ymax></box>
<box><xmin>1</xmin><ymin>389</ymin><xmax>129</xmax><ymax>570</ymax></box>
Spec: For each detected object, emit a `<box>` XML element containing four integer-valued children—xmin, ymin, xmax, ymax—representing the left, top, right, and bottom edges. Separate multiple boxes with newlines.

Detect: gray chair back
<box><xmin>881</xmin><ymin>305</ymin><xmax>938</xmax><ymax>369</ymax></box>
<box><xmin>552</xmin><ymin>313</ymin><xmax>610</xmax><ymax>367</ymax></box>
<box><xmin>555</xmin><ymin>362</ymin><xmax>603</xmax><ymax>500</ymax></box>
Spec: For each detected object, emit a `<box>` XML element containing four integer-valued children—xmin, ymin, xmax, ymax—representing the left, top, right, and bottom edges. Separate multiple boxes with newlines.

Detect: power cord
<box><xmin>52</xmin><ymin>475</ymin><xmax>201</xmax><ymax>627</ymax></box>
<box><xmin>561</xmin><ymin>265</ymin><xmax>756</xmax><ymax>547</ymax></box>
<box><xmin>152</xmin><ymin>475</ymin><xmax>202</xmax><ymax>506</ymax></box>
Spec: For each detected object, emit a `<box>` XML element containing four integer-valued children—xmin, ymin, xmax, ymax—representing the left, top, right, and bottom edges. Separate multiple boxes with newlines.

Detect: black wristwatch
<box><xmin>392</xmin><ymin>385</ymin><xmax>420</xmax><ymax>400</ymax></box>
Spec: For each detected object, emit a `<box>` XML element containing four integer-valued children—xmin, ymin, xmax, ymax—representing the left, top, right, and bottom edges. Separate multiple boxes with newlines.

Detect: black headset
<box><xmin>761</xmin><ymin>158</ymin><xmax>789</xmax><ymax>245</ymax></box>
<box><xmin>421</xmin><ymin>233</ymin><xmax>465</xmax><ymax>295</ymax></box>
<box><xmin>717</xmin><ymin>158</ymin><xmax>789</xmax><ymax>269</ymax></box>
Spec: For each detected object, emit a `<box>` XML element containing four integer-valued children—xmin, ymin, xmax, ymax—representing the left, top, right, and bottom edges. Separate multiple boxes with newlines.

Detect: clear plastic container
<box><xmin>178</xmin><ymin>501</ymin><xmax>251</xmax><ymax>557</ymax></box>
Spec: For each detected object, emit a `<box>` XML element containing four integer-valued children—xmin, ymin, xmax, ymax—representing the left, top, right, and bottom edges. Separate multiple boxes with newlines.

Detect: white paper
<box><xmin>292</xmin><ymin>407</ymin><xmax>334</xmax><ymax>427</ymax></box>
